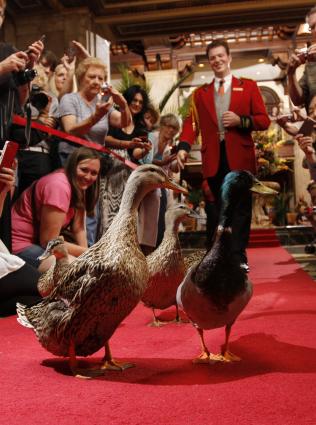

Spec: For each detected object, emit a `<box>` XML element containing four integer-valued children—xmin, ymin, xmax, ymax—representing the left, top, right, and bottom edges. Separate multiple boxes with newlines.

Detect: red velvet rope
<box><xmin>12</xmin><ymin>114</ymin><xmax>138</xmax><ymax>170</ymax></box>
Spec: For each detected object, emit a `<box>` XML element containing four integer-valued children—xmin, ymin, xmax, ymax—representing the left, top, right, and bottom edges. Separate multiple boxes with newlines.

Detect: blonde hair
<box><xmin>75</xmin><ymin>57</ymin><xmax>107</xmax><ymax>87</ymax></box>
<box><xmin>160</xmin><ymin>113</ymin><xmax>180</xmax><ymax>132</ymax></box>
<box><xmin>49</xmin><ymin>63</ymin><xmax>67</xmax><ymax>97</ymax></box>
<box><xmin>32</xmin><ymin>64</ymin><xmax>49</xmax><ymax>91</ymax></box>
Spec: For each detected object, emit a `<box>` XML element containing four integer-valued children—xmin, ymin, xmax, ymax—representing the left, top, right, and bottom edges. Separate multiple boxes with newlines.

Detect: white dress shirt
<box><xmin>214</xmin><ymin>73</ymin><xmax>232</xmax><ymax>94</ymax></box>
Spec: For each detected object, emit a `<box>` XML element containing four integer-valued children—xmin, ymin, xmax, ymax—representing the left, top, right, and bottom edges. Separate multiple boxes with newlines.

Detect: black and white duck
<box><xmin>176</xmin><ymin>171</ymin><xmax>277</xmax><ymax>363</ymax></box>
<box><xmin>142</xmin><ymin>203</ymin><xmax>199</xmax><ymax>326</ymax></box>
<box><xmin>17</xmin><ymin>164</ymin><xmax>187</xmax><ymax>378</ymax></box>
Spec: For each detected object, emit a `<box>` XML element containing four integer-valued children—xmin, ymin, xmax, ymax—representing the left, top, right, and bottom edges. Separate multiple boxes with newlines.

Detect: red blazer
<box><xmin>180</xmin><ymin>76</ymin><xmax>270</xmax><ymax>178</ymax></box>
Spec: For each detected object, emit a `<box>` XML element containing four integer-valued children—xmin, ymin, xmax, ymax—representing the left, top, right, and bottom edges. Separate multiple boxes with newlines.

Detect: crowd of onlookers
<box><xmin>0</xmin><ymin>0</ymin><xmax>184</xmax><ymax>314</ymax></box>
<box><xmin>2</xmin><ymin>0</ymin><xmax>316</xmax><ymax>315</ymax></box>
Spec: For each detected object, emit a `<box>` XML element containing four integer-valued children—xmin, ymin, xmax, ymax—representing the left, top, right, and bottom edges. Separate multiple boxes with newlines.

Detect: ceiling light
<box><xmin>198</xmin><ymin>63</ymin><xmax>205</xmax><ymax>68</ymax></box>
<box><xmin>200</xmin><ymin>75</ymin><xmax>206</xmax><ymax>79</ymax></box>
<box><xmin>258</xmin><ymin>58</ymin><xmax>265</xmax><ymax>63</ymax></box>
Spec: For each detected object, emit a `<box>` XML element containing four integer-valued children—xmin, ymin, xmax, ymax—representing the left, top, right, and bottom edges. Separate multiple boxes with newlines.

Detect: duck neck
<box><xmin>119</xmin><ymin>178</ymin><xmax>153</xmax><ymax>214</ymax></box>
<box><xmin>164</xmin><ymin>216</ymin><xmax>180</xmax><ymax>235</ymax></box>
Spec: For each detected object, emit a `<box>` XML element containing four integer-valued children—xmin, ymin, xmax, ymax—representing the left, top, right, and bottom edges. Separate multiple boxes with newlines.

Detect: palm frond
<box><xmin>114</xmin><ymin>64</ymin><xmax>151</xmax><ymax>99</ymax></box>
<box><xmin>159</xmin><ymin>67</ymin><xmax>194</xmax><ymax>113</ymax></box>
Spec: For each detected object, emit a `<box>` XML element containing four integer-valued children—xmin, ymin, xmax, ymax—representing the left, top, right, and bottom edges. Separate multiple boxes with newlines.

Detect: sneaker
<box><xmin>240</xmin><ymin>263</ymin><xmax>250</xmax><ymax>273</ymax></box>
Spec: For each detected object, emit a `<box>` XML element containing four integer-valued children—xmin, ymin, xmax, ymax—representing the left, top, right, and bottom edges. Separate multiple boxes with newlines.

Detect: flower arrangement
<box><xmin>254</xmin><ymin>125</ymin><xmax>290</xmax><ymax>179</ymax></box>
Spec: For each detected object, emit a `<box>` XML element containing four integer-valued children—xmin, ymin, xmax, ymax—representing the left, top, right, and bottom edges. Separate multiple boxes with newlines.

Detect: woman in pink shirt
<box><xmin>11</xmin><ymin>147</ymin><xmax>101</xmax><ymax>272</ymax></box>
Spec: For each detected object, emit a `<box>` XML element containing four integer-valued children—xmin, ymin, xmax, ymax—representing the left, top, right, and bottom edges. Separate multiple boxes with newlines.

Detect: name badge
<box><xmin>233</xmin><ymin>87</ymin><xmax>243</xmax><ymax>91</ymax></box>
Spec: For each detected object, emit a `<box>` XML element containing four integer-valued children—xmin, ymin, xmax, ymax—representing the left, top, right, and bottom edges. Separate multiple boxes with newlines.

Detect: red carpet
<box><xmin>248</xmin><ymin>228</ymin><xmax>280</xmax><ymax>247</ymax></box>
<box><xmin>1</xmin><ymin>245</ymin><xmax>316</xmax><ymax>425</ymax></box>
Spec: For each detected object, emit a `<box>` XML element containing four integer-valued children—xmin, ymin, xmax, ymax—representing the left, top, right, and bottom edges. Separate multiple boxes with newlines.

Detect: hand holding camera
<box><xmin>100</xmin><ymin>83</ymin><xmax>112</xmax><ymax>103</ymax></box>
<box><xmin>288</xmin><ymin>45</ymin><xmax>316</xmax><ymax>73</ymax></box>
<box><xmin>0</xmin><ymin>51</ymin><xmax>28</xmax><ymax>75</ymax></box>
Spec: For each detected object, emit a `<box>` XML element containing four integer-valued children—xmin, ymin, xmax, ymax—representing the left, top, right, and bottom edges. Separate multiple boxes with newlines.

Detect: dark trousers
<box><xmin>207</xmin><ymin>141</ymin><xmax>252</xmax><ymax>264</ymax></box>
<box><xmin>0</xmin><ymin>263</ymin><xmax>41</xmax><ymax>316</ymax></box>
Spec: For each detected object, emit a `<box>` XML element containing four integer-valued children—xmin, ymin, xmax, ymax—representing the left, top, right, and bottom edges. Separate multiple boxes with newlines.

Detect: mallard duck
<box><xmin>142</xmin><ymin>204</ymin><xmax>199</xmax><ymax>326</ymax></box>
<box><xmin>176</xmin><ymin>171</ymin><xmax>277</xmax><ymax>363</ymax></box>
<box><xmin>37</xmin><ymin>236</ymin><xmax>70</xmax><ymax>297</ymax></box>
<box><xmin>183</xmin><ymin>249</ymin><xmax>206</xmax><ymax>272</ymax></box>
<box><xmin>17</xmin><ymin>164</ymin><xmax>187</xmax><ymax>378</ymax></box>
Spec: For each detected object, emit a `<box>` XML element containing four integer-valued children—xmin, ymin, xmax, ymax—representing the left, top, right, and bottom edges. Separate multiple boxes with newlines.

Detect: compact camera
<box><xmin>101</xmin><ymin>83</ymin><xmax>111</xmax><ymax>102</ymax></box>
<box><xmin>297</xmin><ymin>47</ymin><xmax>316</xmax><ymax>63</ymax></box>
<box><xmin>29</xmin><ymin>84</ymin><xmax>49</xmax><ymax>111</ymax></box>
<box><xmin>13</xmin><ymin>68</ymin><xmax>37</xmax><ymax>87</ymax></box>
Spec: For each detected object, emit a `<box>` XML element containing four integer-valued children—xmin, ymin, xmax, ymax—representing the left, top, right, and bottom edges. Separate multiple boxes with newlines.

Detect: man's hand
<box><xmin>288</xmin><ymin>52</ymin><xmax>303</xmax><ymax>75</ymax></box>
<box><xmin>222</xmin><ymin>111</ymin><xmax>241</xmax><ymax>128</ymax></box>
<box><xmin>176</xmin><ymin>149</ymin><xmax>188</xmax><ymax>170</ymax></box>
<box><xmin>0</xmin><ymin>51</ymin><xmax>28</xmax><ymax>75</ymax></box>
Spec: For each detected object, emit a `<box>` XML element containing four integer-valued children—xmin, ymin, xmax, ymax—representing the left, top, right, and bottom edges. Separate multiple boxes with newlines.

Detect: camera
<box><xmin>101</xmin><ymin>83</ymin><xmax>111</xmax><ymax>102</ymax></box>
<box><xmin>13</xmin><ymin>68</ymin><xmax>37</xmax><ymax>87</ymax></box>
<box><xmin>29</xmin><ymin>84</ymin><xmax>49</xmax><ymax>111</ymax></box>
<box><xmin>297</xmin><ymin>47</ymin><xmax>316</xmax><ymax>63</ymax></box>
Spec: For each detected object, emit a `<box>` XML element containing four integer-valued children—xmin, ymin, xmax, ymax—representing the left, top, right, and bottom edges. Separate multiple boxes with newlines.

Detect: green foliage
<box><xmin>253</xmin><ymin>125</ymin><xmax>289</xmax><ymax>179</ymax></box>
<box><xmin>114</xmin><ymin>64</ymin><xmax>151</xmax><ymax>98</ymax></box>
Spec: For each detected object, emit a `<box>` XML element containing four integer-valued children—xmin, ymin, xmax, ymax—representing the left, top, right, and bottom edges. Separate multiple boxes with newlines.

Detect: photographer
<box><xmin>0</xmin><ymin>0</ymin><xmax>44</xmax><ymax>141</ymax></box>
<box><xmin>0</xmin><ymin>0</ymin><xmax>43</xmax><ymax>250</ymax></box>
<box><xmin>16</xmin><ymin>65</ymin><xmax>61</xmax><ymax>195</ymax></box>
<box><xmin>288</xmin><ymin>6</ymin><xmax>316</xmax><ymax>110</ymax></box>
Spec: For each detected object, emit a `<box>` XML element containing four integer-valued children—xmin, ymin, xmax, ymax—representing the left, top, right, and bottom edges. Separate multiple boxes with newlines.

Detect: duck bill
<box><xmin>164</xmin><ymin>177</ymin><xmax>188</xmax><ymax>195</ymax></box>
<box><xmin>250</xmin><ymin>178</ymin><xmax>278</xmax><ymax>195</ymax></box>
<box><xmin>37</xmin><ymin>249</ymin><xmax>51</xmax><ymax>261</ymax></box>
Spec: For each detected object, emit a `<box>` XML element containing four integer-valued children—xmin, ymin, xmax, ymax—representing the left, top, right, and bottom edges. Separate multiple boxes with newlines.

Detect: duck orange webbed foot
<box><xmin>101</xmin><ymin>359</ymin><xmax>135</xmax><ymax>371</ymax></box>
<box><xmin>192</xmin><ymin>351</ymin><xmax>224</xmax><ymax>364</ymax></box>
<box><xmin>221</xmin><ymin>351</ymin><xmax>241</xmax><ymax>362</ymax></box>
<box><xmin>148</xmin><ymin>319</ymin><xmax>169</xmax><ymax>327</ymax></box>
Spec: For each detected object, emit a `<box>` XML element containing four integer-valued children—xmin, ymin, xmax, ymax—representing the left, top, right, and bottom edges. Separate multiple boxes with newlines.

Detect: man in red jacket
<box><xmin>177</xmin><ymin>39</ymin><xmax>270</xmax><ymax>271</ymax></box>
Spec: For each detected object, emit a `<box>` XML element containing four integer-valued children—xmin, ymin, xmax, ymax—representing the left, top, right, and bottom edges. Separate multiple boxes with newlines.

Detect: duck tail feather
<box><xmin>16</xmin><ymin>303</ymin><xmax>34</xmax><ymax>329</ymax></box>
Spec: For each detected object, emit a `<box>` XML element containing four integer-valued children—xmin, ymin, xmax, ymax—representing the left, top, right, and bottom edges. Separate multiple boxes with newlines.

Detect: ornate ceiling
<box><xmin>6</xmin><ymin>0</ymin><xmax>316</xmax><ymax>44</ymax></box>
<box><xmin>4</xmin><ymin>0</ymin><xmax>314</xmax><ymax>73</ymax></box>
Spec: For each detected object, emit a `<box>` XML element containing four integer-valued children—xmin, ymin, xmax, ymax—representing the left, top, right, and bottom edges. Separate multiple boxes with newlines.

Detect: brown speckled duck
<box><xmin>17</xmin><ymin>164</ymin><xmax>187</xmax><ymax>378</ymax></box>
<box><xmin>142</xmin><ymin>204</ymin><xmax>199</xmax><ymax>326</ymax></box>
<box><xmin>37</xmin><ymin>236</ymin><xmax>70</xmax><ymax>297</ymax></box>
<box><xmin>176</xmin><ymin>171</ymin><xmax>277</xmax><ymax>364</ymax></box>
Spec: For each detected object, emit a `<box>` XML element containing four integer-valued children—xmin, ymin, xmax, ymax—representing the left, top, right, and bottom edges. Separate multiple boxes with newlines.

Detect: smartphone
<box><xmin>66</xmin><ymin>45</ymin><xmax>77</xmax><ymax>62</ymax></box>
<box><xmin>0</xmin><ymin>141</ymin><xmax>19</xmax><ymax>192</ymax></box>
<box><xmin>139</xmin><ymin>135</ymin><xmax>149</xmax><ymax>143</ymax></box>
<box><xmin>24</xmin><ymin>35</ymin><xmax>46</xmax><ymax>54</ymax></box>
<box><xmin>299</xmin><ymin>117</ymin><xmax>316</xmax><ymax>137</ymax></box>
<box><xmin>0</xmin><ymin>141</ymin><xmax>19</xmax><ymax>169</ymax></box>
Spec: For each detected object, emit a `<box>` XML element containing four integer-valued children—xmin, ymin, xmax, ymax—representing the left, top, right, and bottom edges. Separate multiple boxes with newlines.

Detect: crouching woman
<box><xmin>11</xmin><ymin>147</ymin><xmax>101</xmax><ymax>272</ymax></box>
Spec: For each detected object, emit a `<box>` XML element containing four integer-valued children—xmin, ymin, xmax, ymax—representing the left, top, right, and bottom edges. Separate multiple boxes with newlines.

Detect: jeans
<box><xmin>16</xmin><ymin>244</ymin><xmax>45</xmax><ymax>268</ymax></box>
